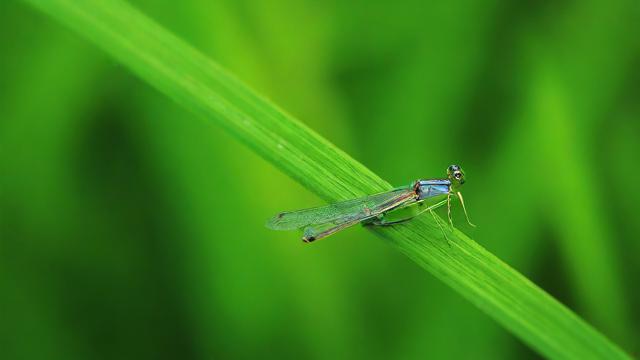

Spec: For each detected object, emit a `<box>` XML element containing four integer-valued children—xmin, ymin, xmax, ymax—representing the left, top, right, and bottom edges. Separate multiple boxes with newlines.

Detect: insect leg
<box><xmin>429</xmin><ymin>207</ymin><xmax>451</xmax><ymax>245</ymax></box>
<box><xmin>456</xmin><ymin>191</ymin><xmax>476</xmax><ymax>227</ymax></box>
<box><xmin>447</xmin><ymin>193</ymin><xmax>453</xmax><ymax>228</ymax></box>
<box><xmin>370</xmin><ymin>199</ymin><xmax>447</xmax><ymax>226</ymax></box>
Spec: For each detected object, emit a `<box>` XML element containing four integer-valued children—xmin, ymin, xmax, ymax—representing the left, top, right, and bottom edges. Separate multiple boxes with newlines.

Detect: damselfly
<box><xmin>266</xmin><ymin>165</ymin><xmax>474</xmax><ymax>243</ymax></box>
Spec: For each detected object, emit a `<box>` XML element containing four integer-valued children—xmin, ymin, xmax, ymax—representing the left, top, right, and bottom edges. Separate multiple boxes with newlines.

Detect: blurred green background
<box><xmin>1</xmin><ymin>0</ymin><xmax>639</xmax><ymax>359</ymax></box>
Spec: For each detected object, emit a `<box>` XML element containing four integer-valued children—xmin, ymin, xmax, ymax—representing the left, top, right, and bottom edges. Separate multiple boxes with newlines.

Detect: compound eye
<box><xmin>454</xmin><ymin>172</ymin><xmax>462</xmax><ymax>179</ymax></box>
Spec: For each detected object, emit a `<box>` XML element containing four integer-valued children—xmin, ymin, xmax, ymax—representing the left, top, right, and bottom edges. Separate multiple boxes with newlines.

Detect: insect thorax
<box><xmin>416</xmin><ymin>179</ymin><xmax>451</xmax><ymax>200</ymax></box>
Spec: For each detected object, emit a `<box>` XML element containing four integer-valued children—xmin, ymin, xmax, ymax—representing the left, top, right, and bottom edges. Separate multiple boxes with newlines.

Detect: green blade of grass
<box><xmin>20</xmin><ymin>0</ymin><xmax>630</xmax><ymax>358</ymax></box>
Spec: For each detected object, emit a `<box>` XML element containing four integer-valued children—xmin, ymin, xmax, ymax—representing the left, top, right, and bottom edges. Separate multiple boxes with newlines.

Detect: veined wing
<box><xmin>266</xmin><ymin>187</ymin><xmax>416</xmax><ymax>231</ymax></box>
<box><xmin>302</xmin><ymin>217</ymin><xmax>363</xmax><ymax>243</ymax></box>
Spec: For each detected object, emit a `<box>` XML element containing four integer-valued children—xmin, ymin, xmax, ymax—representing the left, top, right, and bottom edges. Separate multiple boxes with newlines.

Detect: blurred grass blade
<box><xmin>20</xmin><ymin>0</ymin><xmax>630</xmax><ymax>358</ymax></box>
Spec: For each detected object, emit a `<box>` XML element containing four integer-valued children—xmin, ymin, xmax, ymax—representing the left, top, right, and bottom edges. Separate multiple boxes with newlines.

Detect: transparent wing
<box><xmin>266</xmin><ymin>187</ymin><xmax>416</xmax><ymax>231</ymax></box>
<box><xmin>302</xmin><ymin>217</ymin><xmax>362</xmax><ymax>243</ymax></box>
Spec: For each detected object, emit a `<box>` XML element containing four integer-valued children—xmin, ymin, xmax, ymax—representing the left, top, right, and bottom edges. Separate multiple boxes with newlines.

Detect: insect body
<box><xmin>266</xmin><ymin>165</ymin><xmax>474</xmax><ymax>243</ymax></box>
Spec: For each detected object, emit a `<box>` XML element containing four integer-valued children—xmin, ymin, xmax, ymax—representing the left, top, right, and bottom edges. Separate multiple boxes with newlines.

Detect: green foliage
<box><xmin>15</xmin><ymin>1</ymin><xmax>633</xmax><ymax>359</ymax></box>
